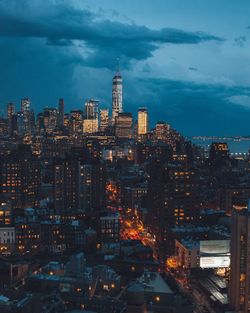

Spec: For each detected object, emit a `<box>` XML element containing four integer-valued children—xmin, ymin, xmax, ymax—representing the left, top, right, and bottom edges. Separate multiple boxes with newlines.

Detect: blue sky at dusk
<box><xmin>1</xmin><ymin>0</ymin><xmax>250</xmax><ymax>135</ymax></box>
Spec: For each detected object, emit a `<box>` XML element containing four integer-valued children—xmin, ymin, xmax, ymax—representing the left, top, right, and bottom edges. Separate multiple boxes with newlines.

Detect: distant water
<box><xmin>191</xmin><ymin>138</ymin><xmax>250</xmax><ymax>154</ymax></box>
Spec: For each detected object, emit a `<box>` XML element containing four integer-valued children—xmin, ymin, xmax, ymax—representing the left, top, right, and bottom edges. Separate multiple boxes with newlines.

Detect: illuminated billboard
<box><xmin>200</xmin><ymin>240</ymin><xmax>230</xmax><ymax>268</ymax></box>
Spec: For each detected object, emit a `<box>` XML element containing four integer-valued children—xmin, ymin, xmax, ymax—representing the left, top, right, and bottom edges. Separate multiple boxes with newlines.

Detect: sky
<box><xmin>0</xmin><ymin>0</ymin><xmax>250</xmax><ymax>136</ymax></box>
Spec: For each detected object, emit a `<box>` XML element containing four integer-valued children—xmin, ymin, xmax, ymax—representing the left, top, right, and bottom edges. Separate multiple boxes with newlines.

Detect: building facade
<box><xmin>115</xmin><ymin>113</ymin><xmax>133</xmax><ymax>139</ymax></box>
<box><xmin>230</xmin><ymin>206</ymin><xmax>250</xmax><ymax>312</ymax></box>
<box><xmin>112</xmin><ymin>70</ymin><xmax>123</xmax><ymax>121</ymax></box>
<box><xmin>138</xmin><ymin>108</ymin><xmax>148</xmax><ymax>136</ymax></box>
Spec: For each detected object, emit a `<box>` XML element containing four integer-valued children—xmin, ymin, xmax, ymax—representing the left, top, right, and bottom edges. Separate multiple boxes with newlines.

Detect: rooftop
<box><xmin>138</xmin><ymin>272</ymin><xmax>173</xmax><ymax>294</ymax></box>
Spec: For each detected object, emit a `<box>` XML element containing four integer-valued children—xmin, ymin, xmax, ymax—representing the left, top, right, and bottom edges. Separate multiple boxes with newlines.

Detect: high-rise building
<box><xmin>83</xmin><ymin>119</ymin><xmax>99</xmax><ymax>134</ymax></box>
<box><xmin>83</xmin><ymin>100</ymin><xmax>99</xmax><ymax>133</ymax></box>
<box><xmin>100</xmin><ymin>109</ymin><xmax>109</xmax><ymax>132</ymax></box>
<box><xmin>138</xmin><ymin>108</ymin><xmax>148</xmax><ymax>136</ymax></box>
<box><xmin>54</xmin><ymin>149</ymin><xmax>106</xmax><ymax>213</ymax></box>
<box><xmin>7</xmin><ymin>103</ymin><xmax>15</xmax><ymax>135</ymax></box>
<box><xmin>20</xmin><ymin>98</ymin><xmax>35</xmax><ymax>135</ymax></box>
<box><xmin>21</xmin><ymin>98</ymin><xmax>31</xmax><ymax>113</ymax></box>
<box><xmin>112</xmin><ymin>63</ymin><xmax>123</xmax><ymax>121</ymax></box>
<box><xmin>16</xmin><ymin>111</ymin><xmax>25</xmax><ymax>137</ymax></box>
<box><xmin>57</xmin><ymin>98</ymin><xmax>64</xmax><ymax>127</ymax></box>
<box><xmin>84</xmin><ymin>99</ymin><xmax>99</xmax><ymax>120</ymax></box>
<box><xmin>0</xmin><ymin>145</ymin><xmax>41</xmax><ymax>208</ymax></box>
<box><xmin>43</xmin><ymin>107</ymin><xmax>58</xmax><ymax>134</ymax></box>
<box><xmin>147</xmin><ymin>160</ymin><xmax>201</xmax><ymax>254</ymax></box>
<box><xmin>209</xmin><ymin>142</ymin><xmax>230</xmax><ymax>167</ymax></box>
<box><xmin>115</xmin><ymin>113</ymin><xmax>133</xmax><ymax>138</ymax></box>
<box><xmin>70</xmin><ymin>110</ymin><xmax>83</xmax><ymax>134</ymax></box>
<box><xmin>155</xmin><ymin>121</ymin><xmax>170</xmax><ymax>141</ymax></box>
<box><xmin>7</xmin><ymin>103</ymin><xmax>15</xmax><ymax>120</ymax></box>
<box><xmin>229</xmin><ymin>204</ymin><xmax>250</xmax><ymax>312</ymax></box>
<box><xmin>0</xmin><ymin>118</ymin><xmax>8</xmax><ymax>137</ymax></box>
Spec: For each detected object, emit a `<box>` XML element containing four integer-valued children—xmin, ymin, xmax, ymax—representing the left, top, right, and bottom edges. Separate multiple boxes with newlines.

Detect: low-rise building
<box><xmin>175</xmin><ymin>239</ymin><xmax>200</xmax><ymax>269</ymax></box>
<box><xmin>0</xmin><ymin>226</ymin><xmax>15</xmax><ymax>254</ymax></box>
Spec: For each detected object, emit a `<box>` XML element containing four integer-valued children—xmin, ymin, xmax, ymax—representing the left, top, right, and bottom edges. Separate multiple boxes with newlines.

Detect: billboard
<box><xmin>200</xmin><ymin>240</ymin><xmax>230</xmax><ymax>268</ymax></box>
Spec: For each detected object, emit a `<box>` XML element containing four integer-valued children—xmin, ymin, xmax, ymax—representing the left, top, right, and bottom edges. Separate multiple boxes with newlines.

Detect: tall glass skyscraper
<box><xmin>138</xmin><ymin>108</ymin><xmax>148</xmax><ymax>135</ymax></box>
<box><xmin>112</xmin><ymin>63</ymin><xmax>123</xmax><ymax>121</ymax></box>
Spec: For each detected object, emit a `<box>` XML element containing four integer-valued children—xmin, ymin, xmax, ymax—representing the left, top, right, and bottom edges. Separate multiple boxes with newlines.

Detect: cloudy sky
<box><xmin>1</xmin><ymin>0</ymin><xmax>250</xmax><ymax>135</ymax></box>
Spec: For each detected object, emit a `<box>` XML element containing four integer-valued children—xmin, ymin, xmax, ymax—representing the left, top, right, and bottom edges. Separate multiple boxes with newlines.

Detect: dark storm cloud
<box><xmin>0</xmin><ymin>1</ymin><xmax>223</xmax><ymax>69</ymax></box>
<box><xmin>0</xmin><ymin>37</ymin><xmax>78</xmax><ymax>110</ymax></box>
<box><xmin>1</xmin><ymin>0</ymin><xmax>248</xmax><ymax>136</ymax></box>
<box><xmin>125</xmin><ymin>78</ymin><xmax>250</xmax><ymax>136</ymax></box>
<box><xmin>46</xmin><ymin>38</ymin><xmax>74</xmax><ymax>47</ymax></box>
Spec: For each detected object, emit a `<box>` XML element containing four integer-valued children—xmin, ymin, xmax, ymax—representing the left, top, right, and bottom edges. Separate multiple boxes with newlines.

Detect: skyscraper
<box><xmin>138</xmin><ymin>108</ymin><xmax>148</xmax><ymax>136</ymax></box>
<box><xmin>0</xmin><ymin>145</ymin><xmax>41</xmax><ymax>208</ymax></box>
<box><xmin>43</xmin><ymin>107</ymin><xmax>58</xmax><ymax>134</ymax></box>
<box><xmin>83</xmin><ymin>99</ymin><xmax>99</xmax><ymax>133</ymax></box>
<box><xmin>58</xmin><ymin>98</ymin><xmax>64</xmax><ymax>127</ymax></box>
<box><xmin>21</xmin><ymin>98</ymin><xmax>31</xmax><ymax>113</ymax></box>
<box><xmin>155</xmin><ymin>121</ymin><xmax>170</xmax><ymax>141</ymax></box>
<box><xmin>7</xmin><ymin>103</ymin><xmax>15</xmax><ymax>135</ymax></box>
<box><xmin>115</xmin><ymin>113</ymin><xmax>133</xmax><ymax>138</ymax></box>
<box><xmin>209</xmin><ymin>142</ymin><xmax>230</xmax><ymax>167</ymax></box>
<box><xmin>54</xmin><ymin>149</ymin><xmax>106</xmax><ymax>213</ymax></box>
<box><xmin>84</xmin><ymin>99</ymin><xmax>99</xmax><ymax>120</ymax></box>
<box><xmin>7</xmin><ymin>102</ymin><xmax>15</xmax><ymax>120</ymax></box>
<box><xmin>229</xmin><ymin>204</ymin><xmax>250</xmax><ymax>312</ymax></box>
<box><xmin>147</xmin><ymin>160</ymin><xmax>201</xmax><ymax>254</ymax></box>
<box><xmin>112</xmin><ymin>61</ymin><xmax>123</xmax><ymax>121</ymax></box>
<box><xmin>100</xmin><ymin>109</ymin><xmax>109</xmax><ymax>132</ymax></box>
<box><xmin>70</xmin><ymin>110</ymin><xmax>83</xmax><ymax>134</ymax></box>
<box><xmin>20</xmin><ymin>98</ymin><xmax>35</xmax><ymax>135</ymax></box>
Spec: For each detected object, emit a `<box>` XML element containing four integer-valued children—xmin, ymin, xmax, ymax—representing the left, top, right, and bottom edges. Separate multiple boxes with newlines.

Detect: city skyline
<box><xmin>1</xmin><ymin>0</ymin><xmax>250</xmax><ymax>136</ymax></box>
<box><xmin>0</xmin><ymin>3</ymin><xmax>250</xmax><ymax>312</ymax></box>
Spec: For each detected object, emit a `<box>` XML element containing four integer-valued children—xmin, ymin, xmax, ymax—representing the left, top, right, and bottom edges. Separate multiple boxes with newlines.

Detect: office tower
<box><xmin>209</xmin><ymin>142</ymin><xmax>230</xmax><ymax>167</ymax></box>
<box><xmin>36</xmin><ymin>112</ymin><xmax>45</xmax><ymax>134</ymax></box>
<box><xmin>7</xmin><ymin>103</ymin><xmax>15</xmax><ymax>120</ymax></box>
<box><xmin>58</xmin><ymin>98</ymin><xmax>64</xmax><ymax>127</ymax></box>
<box><xmin>54</xmin><ymin>149</ymin><xmax>106</xmax><ymax>213</ymax></box>
<box><xmin>20</xmin><ymin>98</ymin><xmax>35</xmax><ymax>135</ymax></box>
<box><xmin>70</xmin><ymin>110</ymin><xmax>83</xmax><ymax>134</ymax></box>
<box><xmin>229</xmin><ymin>205</ymin><xmax>250</xmax><ymax>313</ymax></box>
<box><xmin>147</xmin><ymin>160</ymin><xmax>201</xmax><ymax>254</ymax></box>
<box><xmin>134</xmin><ymin>142</ymin><xmax>173</xmax><ymax>164</ymax></box>
<box><xmin>100</xmin><ymin>109</ymin><xmax>109</xmax><ymax>132</ymax></box>
<box><xmin>138</xmin><ymin>108</ymin><xmax>148</xmax><ymax>136</ymax></box>
<box><xmin>21</xmin><ymin>98</ymin><xmax>31</xmax><ymax>113</ymax></box>
<box><xmin>83</xmin><ymin>119</ymin><xmax>98</xmax><ymax>134</ymax></box>
<box><xmin>64</xmin><ymin>113</ymin><xmax>70</xmax><ymax>128</ymax></box>
<box><xmin>84</xmin><ymin>99</ymin><xmax>99</xmax><ymax>120</ymax></box>
<box><xmin>112</xmin><ymin>63</ymin><xmax>123</xmax><ymax>120</ymax></box>
<box><xmin>0</xmin><ymin>118</ymin><xmax>8</xmax><ymax>137</ymax></box>
<box><xmin>16</xmin><ymin>111</ymin><xmax>25</xmax><ymax>137</ymax></box>
<box><xmin>115</xmin><ymin>113</ymin><xmax>133</xmax><ymax>138</ymax></box>
<box><xmin>7</xmin><ymin>103</ymin><xmax>15</xmax><ymax>135</ymax></box>
<box><xmin>43</xmin><ymin>107</ymin><xmax>58</xmax><ymax>134</ymax></box>
<box><xmin>83</xmin><ymin>100</ymin><xmax>99</xmax><ymax>134</ymax></box>
<box><xmin>0</xmin><ymin>145</ymin><xmax>41</xmax><ymax>208</ymax></box>
<box><xmin>155</xmin><ymin>121</ymin><xmax>170</xmax><ymax>141</ymax></box>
